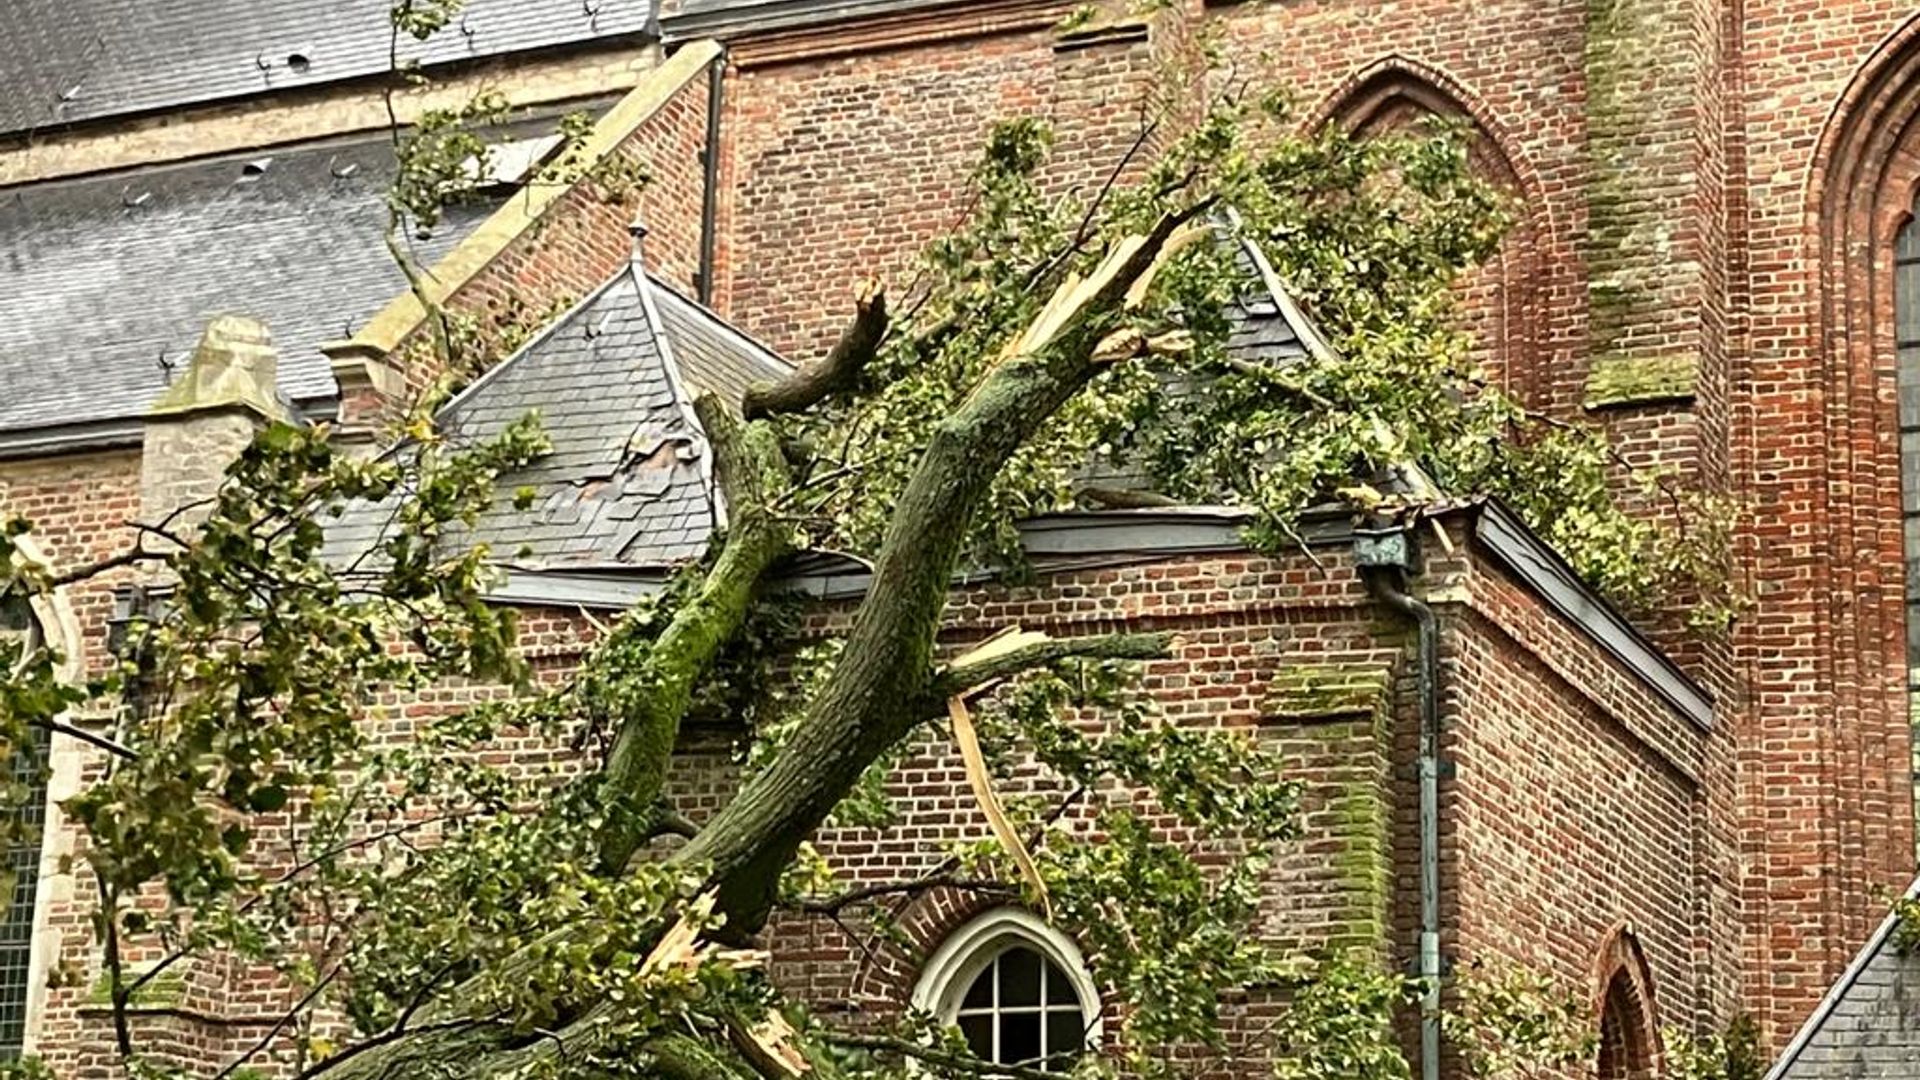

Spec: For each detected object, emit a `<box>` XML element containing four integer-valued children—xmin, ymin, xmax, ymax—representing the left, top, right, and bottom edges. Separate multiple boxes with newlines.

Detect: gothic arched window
<box><xmin>0</xmin><ymin>598</ymin><xmax>54</xmax><ymax>1060</ymax></box>
<box><xmin>1897</xmin><ymin>209</ymin><xmax>1920</xmax><ymax>809</ymax></box>
<box><xmin>912</xmin><ymin>908</ymin><xmax>1100</xmax><ymax>1070</ymax></box>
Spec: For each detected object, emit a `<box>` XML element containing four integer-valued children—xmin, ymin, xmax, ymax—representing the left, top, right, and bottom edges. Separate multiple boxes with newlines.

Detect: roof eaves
<box><xmin>1470</xmin><ymin>499</ymin><xmax>1714</xmax><ymax>729</ymax></box>
<box><xmin>1765</xmin><ymin>874</ymin><xmax>1920</xmax><ymax>1080</ymax></box>
<box><xmin>663</xmin><ymin>0</ymin><xmax>965</xmax><ymax>39</ymax></box>
<box><xmin>0</xmin><ymin>419</ymin><xmax>144</xmax><ymax>460</ymax></box>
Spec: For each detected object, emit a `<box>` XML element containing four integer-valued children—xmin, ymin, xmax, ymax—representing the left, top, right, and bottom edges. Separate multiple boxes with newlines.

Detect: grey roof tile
<box><xmin>0</xmin><ymin>0</ymin><xmax>655</xmax><ymax>136</ymax></box>
<box><xmin>1772</xmin><ymin>876</ymin><xmax>1920</xmax><ymax>1079</ymax></box>
<box><xmin>0</xmin><ymin>128</ymin><xmax>517</xmax><ymax>437</ymax></box>
<box><xmin>328</xmin><ymin>226</ymin><xmax>1307</xmax><ymax>574</ymax></box>
<box><xmin>331</xmin><ymin>261</ymin><xmax>790</xmax><ymax>572</ymax></box>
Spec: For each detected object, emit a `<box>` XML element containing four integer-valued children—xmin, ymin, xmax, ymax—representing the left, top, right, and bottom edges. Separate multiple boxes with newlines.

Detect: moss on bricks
<box><xmin>84</xmin><ymin>967</ymin><xmax>189</xmax><ymax>1012</ymax></box>
<box><xmin>1261</xmin><ymin>664</ymin><xmax>1392</xmax><ymax>721</ymax></box>
<box><xmin>1583</xmin><ymin>354</ymin><xmax>1699</xmax><ymax>409</ymax></box>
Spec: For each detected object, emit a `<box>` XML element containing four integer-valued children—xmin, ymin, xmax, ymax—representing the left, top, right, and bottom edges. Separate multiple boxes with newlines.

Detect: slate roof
<box><xmin>327</xmin><ymin>263</ymin><xmax>789</xmax><ymax>571</ymax></box>
<box><xmin>1224</xmin><ymin>225</ymin><xmax>1328</xmax><ymax>367</ymax></box>
<box><xmin>0</xmin><ymin>0</ymin><xmax>655</xmax><ymax>137</ymax></box>
<box><xmin>0</xmin><ymin>126</ymin><xmax>538</xmax><ymax>452</ymax></box>
<box><xmin>1769</xmin><ymin>876</ymin><xmax>1920</xmax><ymax>1079</ymax></box>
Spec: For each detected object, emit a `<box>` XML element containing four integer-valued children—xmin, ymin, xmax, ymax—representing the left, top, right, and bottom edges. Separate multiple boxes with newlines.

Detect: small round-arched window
<box><xmin>912</xmin><ymin>908</ymin><xmax>1100</xmax><ymax>1070</ymax></box>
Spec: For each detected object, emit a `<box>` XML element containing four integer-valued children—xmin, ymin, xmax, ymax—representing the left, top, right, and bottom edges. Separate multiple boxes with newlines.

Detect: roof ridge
<box><xmin>644</xmin><ymin>271</ymin><xmax>795</xmax><ymax>376</ymax></box>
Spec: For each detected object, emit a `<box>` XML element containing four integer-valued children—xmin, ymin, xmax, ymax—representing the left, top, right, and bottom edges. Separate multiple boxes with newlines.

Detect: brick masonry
<box><xmin>6</xmin><ymin>0</ymin><xmax>1920</xmax><ymax>1070</ymax></box>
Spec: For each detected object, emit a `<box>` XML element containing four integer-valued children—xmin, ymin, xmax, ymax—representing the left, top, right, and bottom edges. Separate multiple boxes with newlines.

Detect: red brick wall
<box><xmin>1453</xmin><ymin>543</ymin><xmax>1740</xmax><ymax>1052</ymax></box>
<box><xmin>714</xmin><ymin>10</ymin><xmax>1159</xmax><ymax>361</ymax></box>
<box><xmin>697</xmin><ymin>0</ymin><xmax>1920</xmax><ymax>1053</ymax></box>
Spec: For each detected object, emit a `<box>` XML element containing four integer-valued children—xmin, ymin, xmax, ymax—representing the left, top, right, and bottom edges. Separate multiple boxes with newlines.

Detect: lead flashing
<box><xmin>1472</xmin><ymin>500</ymin><xmax>1714</xmax><ymax>729</ymax></box>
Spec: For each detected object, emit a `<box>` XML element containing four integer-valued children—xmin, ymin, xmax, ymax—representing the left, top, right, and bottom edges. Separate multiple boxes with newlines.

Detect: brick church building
<box><xmin>4</xmin><ymin>0</ymin><xmax>1920</xmax><ymax>1075</ymax></box>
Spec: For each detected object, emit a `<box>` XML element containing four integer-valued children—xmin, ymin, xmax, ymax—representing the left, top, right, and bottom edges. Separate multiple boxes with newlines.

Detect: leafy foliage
<box><xmin>0</xmin><ymin>15</ymin><xmax>1734</xmax><ymax>1079</ymax></box>
<box><xmin>1665</xmin><ymin>1015</ymin><xmax>1764</xmax><ymax>1080</ymax></box>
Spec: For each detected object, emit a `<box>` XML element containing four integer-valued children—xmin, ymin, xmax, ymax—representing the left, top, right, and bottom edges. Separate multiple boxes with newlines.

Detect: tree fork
<box><xmin>673</xmin><ymin>209</ymin><xmax>1210</xmax><ymax>932</ymax></box>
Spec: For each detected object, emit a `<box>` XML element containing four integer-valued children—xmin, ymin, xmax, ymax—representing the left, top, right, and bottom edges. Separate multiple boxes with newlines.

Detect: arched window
<box><xmin>1897</xmin><ymin>210</ymin><xmax>1920</xmax><ymax>693</ymax></box>
<box><xmin>0</xmin><ymin>597</ymin><xmax>55</xmax><ymax>1060</ymax></box>
<box><xmin>1596</xmin><ymin>969</ymin><xmax>1654</xmax><ymax>1079</ymax></box>
<box><xmin>912</xmin><ymin>908</ymin><xmax>1100</xmax><ymax>1070</ymax></box>
<box><xmin>1590</xmin><ymin>926</ymin><xmax>1661</xmax><ymax>1080</ymax></box>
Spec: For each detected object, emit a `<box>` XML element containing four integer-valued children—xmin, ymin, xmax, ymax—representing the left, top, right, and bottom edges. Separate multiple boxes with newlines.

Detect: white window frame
<box><xmin>910</xmin><ymin>906</ymin><xmax>1102</xmax><ymax>1061</ymax></box>
<box><xmin>3</xmin><ymin>536</ymin><xmax>85</xmax><ymax>1059</ymax></box>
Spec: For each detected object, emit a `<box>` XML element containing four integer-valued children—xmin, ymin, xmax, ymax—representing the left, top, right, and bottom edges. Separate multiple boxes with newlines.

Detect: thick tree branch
<box><xmin>593</xmin><ymin>395</ymin><xmax>797</xmax><ymax>874</ymax></box>
<box><xmin>926</xmin><ymin>630</ymin><xmax>1175</xmax><ymax>702</ymax></box>
<box><xmin>741</xmin><ymin>278</ymin><xmax>888</xmax><ymax>419</ymax></box>
<box><xmin>674</xmin><ymin>205</ymin><xmax>1214</xmax><ymax>933</ymax></box>
<box><xmin>1076</xmin><ymin>485</ymin><xmax>1179</xmax><ymax>509</ymax></box>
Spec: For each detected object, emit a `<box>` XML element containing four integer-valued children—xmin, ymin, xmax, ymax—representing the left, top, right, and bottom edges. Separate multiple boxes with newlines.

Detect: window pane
<box><xmin>1900</xmin><ymin>261</ymin><xmax>1920</xmax><ymax>344</ymax></box>
<box><xmin>1045</xmin><ymin>959</ymin><xmax>1077</xmax><ymax>1005</ymax></box>
<box><xmin>999</xmin><ymin>948</ymin><xmax>1041</xmax><ymax>1007</ymax></box>
<box><xmin>1901</xmin><ymin>353</ymin><xmax>1920</xmax><ymax>426</ymax></box>
<box><xmin>0</xmin><ymin>724</ymin><xmax>47</xmax><ymax>1061</ymax></box>
<box><xmin>1899</xmin><ymin>217</ymin><xmax>1920</xmax><ymax>262</ymax></box>
<box><xmin>961</xmin><ymin>961</ymin><xmax>994</xmax><ymax>1010</ymax></box>
<box><xmin>1047</xmin><ymin>1009</ymin><xmax>1088</xmax><ymax>1060</ymax></box>
<box><xmin>1000</xmin><ymin>1011</ymin><xmax>1041</xmax><ymax>1065</ymax></box>
<box><xmin>959</xmin><ymin>1013</ymin><xmax>994</xmax><ymax>1061</ymax></box>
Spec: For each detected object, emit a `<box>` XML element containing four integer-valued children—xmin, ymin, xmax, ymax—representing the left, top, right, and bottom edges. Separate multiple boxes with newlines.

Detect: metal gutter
<box><xmin>486</xmin><ymin>568</ymin><xmax>671</xmax><ymax>608</ymax></box>
<box><xmin>696</xmin><ymin>53</ymin><xmax>725</xmax><ymax>306</ymax></box>
<box><xmin>1471</xmin><ymin>500</ymin><xmax>1714</xmax><ymax>730</ymax></box>
<box><xmin>1357</xmin><ymin>538</ymin><xmax>1443</xmax><ymax>1080</ymax></box>
<box><xmin>463</xmin><ymin>503</ymin><xmax>1710</xmax><ymax>738</ymax></box>
<box><xmin>0</xmin><ymin>419</ymin><xmax>144</xmax><ymax>460</ymax></box>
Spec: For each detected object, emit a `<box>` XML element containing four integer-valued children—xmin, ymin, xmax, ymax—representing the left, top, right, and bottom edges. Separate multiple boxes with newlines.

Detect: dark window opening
<box><xmin>954</xmin><ymin>945</ymin><xmax>1088</xmax><ymax>1069</ymax></box>
<box><xmin>0</xmin><ymin>598</ymin><xmax>50</xmax><ymax>1060</ymax></box>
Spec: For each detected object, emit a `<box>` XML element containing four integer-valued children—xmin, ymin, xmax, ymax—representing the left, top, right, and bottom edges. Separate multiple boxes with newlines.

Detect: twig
<box><xmin>30</xmin><ymin>717</ymin><xmax>135</xmax><ymax>760</ymax></box>
<box><xmin>786</xmin><ymin>875</ymin><xmax>1012</xmax><ymax>916</ymax></box>
<box><xmin>214</xmin><ymin>965</ymin><xmax>343</xmax><ymax>1080</ymax></box>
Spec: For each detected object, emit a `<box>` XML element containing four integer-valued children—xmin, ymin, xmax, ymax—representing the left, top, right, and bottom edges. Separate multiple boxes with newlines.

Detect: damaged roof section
<box><xmin>0</xmin><ymin>126</ymin><xmax>528</xmax><ymax>454</ymax></box>
<box><xmin>0</xmin><ymin>0</ymin><xmax>655</xmax><ymax>136</ymax></box>
<box><xmin>327</xmin><ymin>265</ymin><xmax>788</xmax><ymax>572</ymax></box>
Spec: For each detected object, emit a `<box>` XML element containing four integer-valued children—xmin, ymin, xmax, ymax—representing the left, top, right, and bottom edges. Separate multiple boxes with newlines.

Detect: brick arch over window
<box><xmin>1802</xmin><ymin>10</ymin><xmax>1920</xmax><ymax>905</ymax></box>
<box><xmin>1309</xmin><ymin>56</ymin><xmax>1553</xmax><ymax>408</ymax></box>
<box><xmin>844</xmin><ymin>884</ymin><xmax>1012</xmax><ymax>1012</ymax></box>
<box><xmin>1591</xmin><ymin>925</ymin><xmax>1662</xmax><ymax>1079</ymax></box>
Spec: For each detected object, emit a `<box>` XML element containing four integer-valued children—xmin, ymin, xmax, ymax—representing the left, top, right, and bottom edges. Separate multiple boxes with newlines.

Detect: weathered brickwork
<box><xmin>12</xmin><ymin>0</ymin><xmax>1920</xmax><ymax>1068</ymax></box>
<box><xmin>698</xmin><ymin>0</ymin><xmax>1920</xmax><ymax>1052</ymax></box>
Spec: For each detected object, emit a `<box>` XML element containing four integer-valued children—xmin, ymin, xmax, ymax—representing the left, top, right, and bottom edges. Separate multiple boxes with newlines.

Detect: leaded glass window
<box><xmin>0</xmin><ymin>599</ymin><xmax>50</xmax><ymax>1060</ymax></box>
<box><xmin>914</xmin><ymin>909</ymin><xmax>1100</xmax><ymax>1072</ymax></box>
<box><xmin>1898</xmin><ymin>213</ymin><xmax>1920</xmax><ymax>678</ymax></box>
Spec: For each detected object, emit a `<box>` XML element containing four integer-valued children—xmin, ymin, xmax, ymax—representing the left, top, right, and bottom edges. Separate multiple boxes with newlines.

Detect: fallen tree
<box><xmin>0</xmin><ymin>54</ymin><xmax>1708</xmax><ymax>1080</ymax></box>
